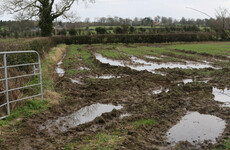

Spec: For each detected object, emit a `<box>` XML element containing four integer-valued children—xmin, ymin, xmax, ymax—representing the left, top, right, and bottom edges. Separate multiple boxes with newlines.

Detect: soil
<box><xmin>1</xmin><ymin>45</ymin><xmax>230</xmax><ymax>150</ymax></box>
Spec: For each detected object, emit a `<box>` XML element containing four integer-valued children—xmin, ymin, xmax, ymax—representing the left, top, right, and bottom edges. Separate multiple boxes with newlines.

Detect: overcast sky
<box><xmin>1</xmin><ymin>0</ymin><xmax>230</xmax><ymax>21</ymax></box>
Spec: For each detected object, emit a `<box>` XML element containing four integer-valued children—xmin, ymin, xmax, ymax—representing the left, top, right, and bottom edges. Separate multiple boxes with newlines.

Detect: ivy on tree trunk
<box><xmin>38</xmin><ymin>1</ymin><xmax>54</xmax><ymax>37</ymax></box>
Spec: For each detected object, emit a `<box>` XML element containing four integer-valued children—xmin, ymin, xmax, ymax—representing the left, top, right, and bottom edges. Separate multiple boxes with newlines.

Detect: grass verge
<box><xmin>65</xmin><ymin>132</ymin><xmax>125</xmax><ymax>150</ymax></box>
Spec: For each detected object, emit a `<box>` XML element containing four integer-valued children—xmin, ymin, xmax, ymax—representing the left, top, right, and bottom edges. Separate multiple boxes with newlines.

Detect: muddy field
<box><xmin>1</xmin><ymin>42</ymin><xmax>230</xmax><ymax>150</ymax></box>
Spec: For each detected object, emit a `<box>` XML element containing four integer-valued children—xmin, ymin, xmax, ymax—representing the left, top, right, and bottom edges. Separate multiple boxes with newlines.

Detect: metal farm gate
<box><xmin>0</xmin><ymin>51</ymin><xmax>43</xmax><ymax>119</ymax></box>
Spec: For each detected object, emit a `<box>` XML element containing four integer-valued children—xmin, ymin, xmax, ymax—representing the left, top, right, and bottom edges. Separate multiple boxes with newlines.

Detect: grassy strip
<box><xmin>119</xmin><ymin>46</ymin><xmax>161</xmax><ymax>57</ymax></box>
<box><xmin>65</xmin><ymin>132</ymin><xmax>125</xmax><ymax>150</ymax></box>
<box><xmin>167</xmin><ymin>42</ymin><xmax>230</xmax><ymax>56</ymax></box>
<box><xmin>119</xmin><ymin>45</ymin><xmax>200</xmax><ymax>62</ymax></box>
<box><xmin>97</xmin><ymin>49</ymin><xmax>127</xmax><ymax>59</ymax></box>
<box><xmin>64</xmin><ymin>45</ymin><xmax>84</xmax><ymax>68</ymax></box>
<box><xmin>0</xmin><ymin>100</ymin><xmax>49</xmax><ymax>127</ymax></box>
<box><xmin>65</xmin><ymin>45</ymin><xmax>95</xmax><ymax>77</ymax></box>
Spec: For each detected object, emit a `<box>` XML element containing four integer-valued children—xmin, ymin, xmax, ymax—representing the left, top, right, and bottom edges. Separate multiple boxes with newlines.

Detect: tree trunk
<box><xmin>38</xmin><ymin>1</ymin><xmax>54</xmax><ymax>37</ymax></box>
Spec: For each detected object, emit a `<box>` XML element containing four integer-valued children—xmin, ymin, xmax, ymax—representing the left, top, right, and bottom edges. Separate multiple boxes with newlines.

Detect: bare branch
<box><xmin>186</xmin><ymin>7</ymin><xmax>213</xmax><ymax>18</ymax></box>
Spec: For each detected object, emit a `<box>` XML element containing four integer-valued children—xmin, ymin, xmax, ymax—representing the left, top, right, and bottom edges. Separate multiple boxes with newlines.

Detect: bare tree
<box><xmin>187</xmin><ymin>6</ymin><xmax>230</xmax><ymax>39</ymax></box>
<box><xmin>1</xmin><ymin>0</ymin><xmax>95</xmax><ymax>36</ymax></box>
<box><xmin>216</xmin><ymin>7</ymin><xmax>228</xmax><ymax>30</ymax></box>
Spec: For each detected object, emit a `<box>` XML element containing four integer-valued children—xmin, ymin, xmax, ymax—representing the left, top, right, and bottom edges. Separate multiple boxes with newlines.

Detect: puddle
<box><xmin>70</xmin><ymin>78</ymin><xmax>82</xmax><ymax>84</ymax></box>
<box><xmin>56</xmin><ymin>54</ymin><xmax>66</xmax><ymax>77</ymax></box>
<box><xmin>40</xmin><ymin>103</ymin><xmax>123</xmax><ymax>133</ymax></box>
<box><xmin>145</xmin><ymin>56</ymin><xmax>161</xmax><ymax>60</ymax></box>
<box><xmin>96</xmin><ymin>75</ymin><xmax>122</xmax><ymax>79</ymax></box>
<box><xmin>119</xmin><ymin>113</ymin><xmax>132</xmax><ymax>119</ymax></box>
<box><xmin>182</xmin><ymin>79</ymin><xmax>193</xmax><ymax>84</ymax></box>
<box><xmin>213</xmin><ymin>87</ymin><xmax>230</xmax><ymax>107</ymax></box>
<box><xmin>152</xmin><ymin>88</ymin><xmax>169</xmax><ymax>94</ymax></box>
<box><xmin>166</xmin><ymin>112</ymin><xmax>226</xmax><ymax>145</ymax></box>
<box><xmin>79</xmin><ymin>67</ymin><xmax>90</xmax><ymax>71</ymax></box>
<box><xmin>182</xmin><ymin>78</ymin><xmax>210</xmax><ymax>84</ymax></box>
<box><xmin>95</xmin><ymin>53</ymin><xmax>214</xmax><ymax>75</ymax></box>
<box><xmin>94</xmin><ymin>53</ymin><xmax>127</xmax><ymax>67</ymax></box>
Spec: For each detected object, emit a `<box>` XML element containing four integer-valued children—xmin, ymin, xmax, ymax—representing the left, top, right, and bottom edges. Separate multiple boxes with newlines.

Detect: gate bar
<box><xmin>0</xmin><ymin>63</ymin><xmax>39</xmax><ymax>69</ymax></box>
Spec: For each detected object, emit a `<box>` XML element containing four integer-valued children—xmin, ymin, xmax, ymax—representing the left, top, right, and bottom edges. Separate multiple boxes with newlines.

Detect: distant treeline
<box><xmin>0</xmin><ymin>16</ymin><xmax>227</xmax><ymax>38</ymax></box>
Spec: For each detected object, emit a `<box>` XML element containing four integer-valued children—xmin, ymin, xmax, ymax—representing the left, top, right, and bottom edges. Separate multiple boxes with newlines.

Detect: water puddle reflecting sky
<box><xmin>70</xmin><ymin>78</ymin><xmax>82</xmax><ymax>84</ymax></box>
<box><xmin>182</xmin><ymin>78</ymin><xmax>210</xmax><ymax>84</ymax></box>
<box><xmin>145</xmin><ymin>56</ymin><xmax>161</xmax><ymax>60</ymax></box>
<box><xmin>96</xmin><ymin>75</ymin><xmax>122</xmax><ymax>79</ymax></box>
<box><xmin>95</xmin><ymin>53</ymin><xmax>214</xmax><ymax>75</ymax></box>
<box><xmin>40</xmin><ymin>103</ymin><xmax>123</xmax><ymax>133</ymax></box>
<box><xmin>213</xmin><ymin>87</ymin><xmax>230</xmax><ymax>107</ymax></box>
<box><xmin>56</xmin><ymin>54</ymin><xmax>66</xmax><ymax>77</ymax></box>
<box><xmin>152</xmin><ymin>88</ymin><xmax>169</xmax><ymax>94</ymax></box>
<box><xmin>119</xmin><ymin>113</ymin><xmax>132</xmax><ymax>119</ymax></box>
<box><xmin>166</xmin><ymin>112</ymin><xmax>226</xmax><ymax>145</ymax></box>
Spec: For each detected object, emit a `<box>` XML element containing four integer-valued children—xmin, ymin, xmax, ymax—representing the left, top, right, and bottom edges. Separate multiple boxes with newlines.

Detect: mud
<box><xmin>39</xmin><ymin>103</ymin><xmax>123</xmax><ymax>134</ymax></box>
<box><xmin>1</xmin><ymin>44</ymin><xmax>230</xmax><ymax>150</ymax></box>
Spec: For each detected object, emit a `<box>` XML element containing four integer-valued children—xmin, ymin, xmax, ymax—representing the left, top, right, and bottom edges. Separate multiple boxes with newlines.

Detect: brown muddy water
<box><xmin>40</xmin><ymin>103</ymin><xmax>123</xmax><ymax>133</ymax></box>
<box><xmin>166</xmin><ymin>112</ymin><xmax>226</xmax><ymax>145</ymax></box>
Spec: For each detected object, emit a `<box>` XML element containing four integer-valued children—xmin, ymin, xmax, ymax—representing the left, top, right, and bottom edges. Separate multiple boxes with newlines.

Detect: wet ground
<box><xmin>1</xmin><ymin>43</ymin><xmax>230</xmax><ymax>150</ymax></box>
<box><xmin>166</xmin><ymin>112</ymin><xmax>226</xmax><ymax>145</ymax></box>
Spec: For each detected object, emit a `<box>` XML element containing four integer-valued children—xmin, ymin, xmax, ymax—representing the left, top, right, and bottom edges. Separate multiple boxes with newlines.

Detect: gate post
<box><xmin>3</xmin><ymin>53</ymin><xmax>10</xmax><ymax>115</ymax></box>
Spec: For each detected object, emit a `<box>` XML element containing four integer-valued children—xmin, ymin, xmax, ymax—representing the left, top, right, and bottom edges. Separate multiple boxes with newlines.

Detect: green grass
<box><xmin>81</xmin><ymin>50</ymin><xmax>95</xmax><ymax>68</ymax></box>
<box><xmin>0</xmin><ymin>99</ymin><xmax>49</xmax><ymax>127</ymax></box>
<box><xmin>65</xmin><ymin>45</ymin><xmax>94</xmax><ymax>68</ymax></box>
<box><xmin>26</xmin><ymin>44</ymin><xmax>67</xmax><ymax>93</ymax></box>
<box><xmin>119</xmin><ymin>46</ymin><xmax>161</xmax><ymax>57</ymax></box>
<box><xmin>64</xmin><ymin>45</ymin><xmax>84</xmax><ymax>68</ymax></box>
<box><xmin>65</xmin><ymin>132</ymin><xmax>124</xmax><ymax>150</ymax></box>
<box><xmin>64</xmin><ymin>45</ymin><xmax>96</xmax><ymax>76</ymax></box>
<box><xmin>226</xmin><ymin>139</ymin><xmax>230</xmax><ymax>149</ymax></box>
<box><xmin>168</xmin><ymin>42</ymin><xmax>230</xmax><ymax>56</ymax></box>
<box><xmin>214</xmin><ymin>139</ymin><xmax>230</xmax><ymax>150</ymax></box>
<box><xmin>119</xmin><ymin>45</ymin><xmax>201</xmax><ymax>62</ymax></box>
<box><xmin>97</xmin><ymin>49</ymin><xmax>127</xmax><ymax>59</ymax></box>
<box><xmin>133</xmin><ymin>119</ymin><xmax>158</xmax><ymax>128</ymax></box>
<box><xmin>66</xmin><ymin>69</ymin><xmax>89</xmax><ymax>76</ymax></box>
